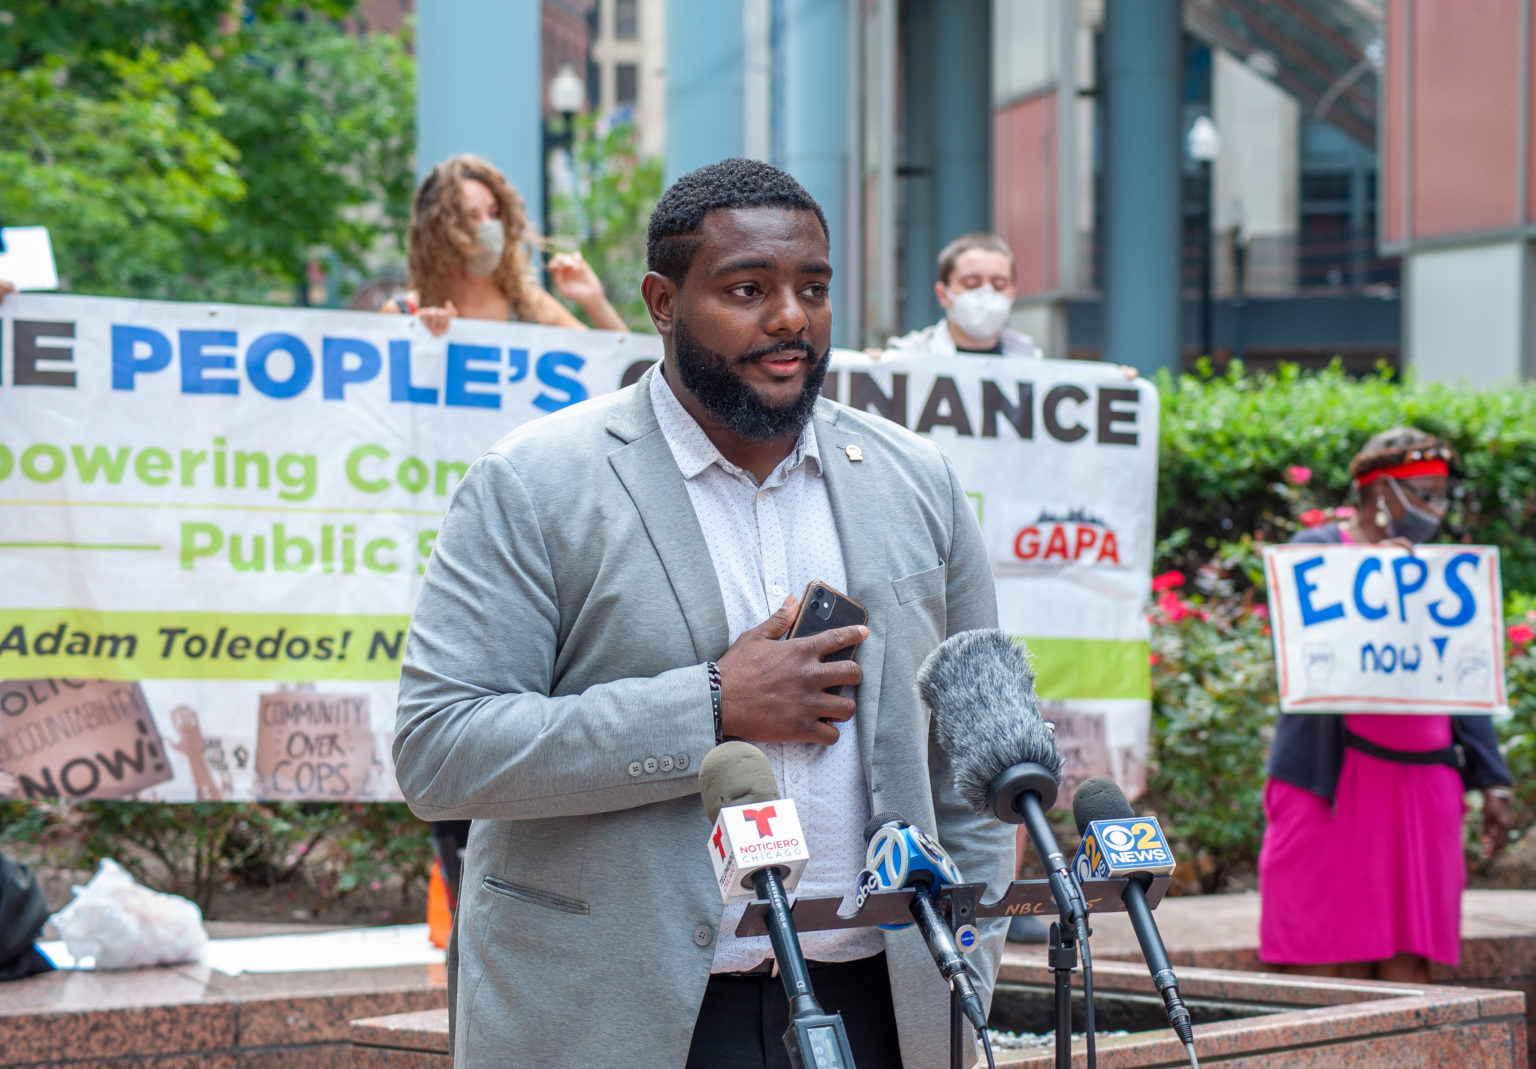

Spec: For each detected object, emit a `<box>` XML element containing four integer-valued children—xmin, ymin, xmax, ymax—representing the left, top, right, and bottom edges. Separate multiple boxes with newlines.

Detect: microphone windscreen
<box><xmin>698</xmin><ymin>741</ymin><xmax>780</xmax><ymax>824</ymax></box>
<box><xmin>864</xmin><ymin>812</ymin><xmax>905</xmax><ymax>842</ymax></box>
<box><xmin>917</xmin><ymin>629</ymin><xmax>1062</xmax><ymax>815</ymax></box>
<box><xmin>1072</xmin><ymin>776</ymin><xmax>1134</xmax><ymax>834</ymax></box>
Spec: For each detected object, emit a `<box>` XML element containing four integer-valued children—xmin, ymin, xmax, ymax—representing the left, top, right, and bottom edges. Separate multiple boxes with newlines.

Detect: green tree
<box><xmin>0</xmin><ymin>48</ymin><xmax>245</xmax><ymax>298</ymax></box>
<box><xmin>0</xmin><ymin>1</ymin><xmax>413</xmax><ymax>304</ymax></box>
<box><xmin>549</xmin><ymin>117</ymin><xmax>663</xmax><ymax>331</ymax></box>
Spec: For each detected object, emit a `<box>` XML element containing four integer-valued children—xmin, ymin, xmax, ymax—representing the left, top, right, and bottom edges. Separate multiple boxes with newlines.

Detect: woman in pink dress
<box><xmin>1259</xmin><ymin>428</ymin><xmax>1515</xmax><ymax>982</ymax></box>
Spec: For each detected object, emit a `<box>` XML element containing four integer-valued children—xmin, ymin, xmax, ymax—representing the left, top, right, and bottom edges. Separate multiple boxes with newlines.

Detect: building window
<box><xmin>615</xmin><ymin>63</ymin><xmax>638</xmax><ymax>106</ymax></box>
<box><xmin>615</xmin><ymin>0</ymin><xmax>637</xmax><ymax>39</ymax></box>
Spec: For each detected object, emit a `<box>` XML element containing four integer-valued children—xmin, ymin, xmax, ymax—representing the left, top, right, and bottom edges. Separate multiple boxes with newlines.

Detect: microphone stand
<box><xmin>752</xmin><ymin>866</ymin><xmax>857</xmax><ymax>1069</ymax></box>
<box><xmin>932</xmin><ymin>884</ymin><xmax>984</xmax><ymax>1069</ymax></box>
<box><xmin>1048</xmin><ymin>920</ymin><xmax>1078</xmax><ymax>1069</ymax></box>
<box><xmin>986</xmin><ymin>762</ymin><xmax>1093</xmax><ymax>1069</ymax></box>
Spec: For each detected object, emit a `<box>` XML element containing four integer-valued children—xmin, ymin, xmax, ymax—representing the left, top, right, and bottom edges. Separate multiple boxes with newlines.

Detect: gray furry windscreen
<box><xmin>916</xmin><ymin>629</ymin><xmax>1063</xmax><ymax>815</ymax></box>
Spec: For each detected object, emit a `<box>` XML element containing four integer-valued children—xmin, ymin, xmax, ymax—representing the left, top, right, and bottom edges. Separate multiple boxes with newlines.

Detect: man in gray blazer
<box><xmin>395</xmin><ymin>158</ymin><xmax>1013</xmax><ymax>1068</ymax></box>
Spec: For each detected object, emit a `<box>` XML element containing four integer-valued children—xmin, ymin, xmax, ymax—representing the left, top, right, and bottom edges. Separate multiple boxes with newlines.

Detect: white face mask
<box><xmin>946</xmin><ymin>285</ymin><xmax>1012</xmax><ymax>340</ymax></box>
<box><xmin>466</xmin><ymin>220</ymin><xmax>505</xmax><ymax>276</ymax></box>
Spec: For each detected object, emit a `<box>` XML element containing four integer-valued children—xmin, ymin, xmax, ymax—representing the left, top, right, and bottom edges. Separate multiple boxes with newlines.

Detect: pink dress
<box><xmin>1259</xmin><ymin>531</ymin><xmax>1467</xmax><ymax>966</ymax></box>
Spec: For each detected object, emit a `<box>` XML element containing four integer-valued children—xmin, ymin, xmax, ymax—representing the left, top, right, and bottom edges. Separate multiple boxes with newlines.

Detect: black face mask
<box><xmin>1384</xmin><ymin>477</ymin><xmax>1443</xmax><ymax>543</ymax></box>
<box><xmin>671</xmin><ymin>315</ymin><xmax>830</xmax><ymax>441</ymax></box>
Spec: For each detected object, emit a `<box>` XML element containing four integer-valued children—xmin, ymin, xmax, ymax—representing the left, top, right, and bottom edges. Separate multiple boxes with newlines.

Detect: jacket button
<box><xmin>676</xmin><ymin>753</ymin><xmax>690</xmax><ymax>771</ymax></box>
<box><xmin>692</xmin><ymin>925</ymin><xmax>713</xmax><ymax>947</ymax></box>
<box><xmin>627</xmin><ymin>761</ymin><xmax>642</xmax><ymax>777</ymax></box>
<box><xmin>660</xmin><ymin>755</ymin><xmax>675</xmax><ymax>772</ymax></box>
<box><xmin>643</xmin><ymin>757</ymin><xmax>659</xmax><ymax>774</ymax></box>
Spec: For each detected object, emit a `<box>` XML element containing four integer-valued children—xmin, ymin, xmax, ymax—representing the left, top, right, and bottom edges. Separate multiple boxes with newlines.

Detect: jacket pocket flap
<box><xmin>892</xmin><ymin>564</ymin><xmax>946</xmax><ymax>605</ymax></box>
<box><xmin>482</xmin><ymin>875</ymin><xmax>589</xmax><ymax>914</ymax></box>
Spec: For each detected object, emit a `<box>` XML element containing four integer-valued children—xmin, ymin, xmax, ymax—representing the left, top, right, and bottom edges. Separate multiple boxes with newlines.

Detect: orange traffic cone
<box><xmin>427</xmin><ymin>857</ymin><xmax>452</xmax><ymax>948</ymax></box>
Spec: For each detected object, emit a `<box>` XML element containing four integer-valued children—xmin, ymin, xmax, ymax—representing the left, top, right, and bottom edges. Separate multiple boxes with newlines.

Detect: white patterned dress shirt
<box><xmin>649</xmin><ymin>367</ymin><xmax>883</xmax><ymax>971</ymax></box>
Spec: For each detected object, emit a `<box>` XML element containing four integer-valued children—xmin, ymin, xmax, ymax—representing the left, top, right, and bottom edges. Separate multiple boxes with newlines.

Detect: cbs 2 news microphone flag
<box><xmin>0</xmin><ymin>295</ymin><xmax>1158</xmax><ymax>802</ymax></box>
<box><xmin>1263</xmin><ymin>543</ymin><xmax>1508</xmax><ymax>715</ymax></box>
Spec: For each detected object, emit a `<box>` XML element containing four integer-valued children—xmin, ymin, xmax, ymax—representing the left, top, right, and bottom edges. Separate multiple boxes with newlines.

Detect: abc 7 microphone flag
<box><xmin>1073</xmin><ymin>815</ymin><xmax>1176</xmax><ymax>883</ymax></box>
<box><xmin>708</xmin><ymin>797</ymin><xmax>812</xmax><ymax>903</ymax></box>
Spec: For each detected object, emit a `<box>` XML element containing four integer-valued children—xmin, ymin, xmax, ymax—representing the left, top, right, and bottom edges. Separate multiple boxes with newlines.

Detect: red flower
<box><xmin>1252</xmin><ymin>604</ymin><xmax>1270</xmax><ymax>620</ymax></box>
<box><xmin>1286</xmin><ymin>465</ymin><xmax>1312</xmax><ymax>486</ymax></box>
<box><xmin>1157</xmin><ymin>590</ymin><xmax>1192</xmax><ymax>622</ymax></box>
<box><xmin>1149</xmin><ymin>653</ymin><xmax>1161</xmax><ymax>666</ymax></box>
<box><xmin>1333</xmin><ymin>505</ymin><xmax>1356</xmax><ymax>520</ymax></box>
<box><xmin>1299</xmin><ymin>508</ymin><xmax>1327</xmax><ymax>528</ymax></box>
<box><xmin>1152</xmin><ymin>571</ymin><xmax>1185</xmax><ymax>592</ymax></box>
<box><xmin>1509</xmin><ymin>624</ymin><xmax>1536</xmax><ymax>648</ymax></box>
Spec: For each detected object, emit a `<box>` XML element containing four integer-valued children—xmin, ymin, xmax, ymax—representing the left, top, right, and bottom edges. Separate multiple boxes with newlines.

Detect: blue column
<box><xmin>1101</xmin><ymin>0</ymin><xmax>1181</xmax><ymax>377</ymax></box>
<box><xmin>932</xmin><ymin>0</ymin><xmax>991</xmax><ymax>252</ymax></box>
<box><xmin>416</xmin><ymin>1</ymin><xmax>542</xmax><ymax>221</ymax></box>
<box><xmin>901</xmin><ymin>0</ymin><xmax>990</xmax><ymax>333</ymax></box>
<box><xmin>900</xmin><ymin>0</ymin><xmax>939</xmax><ymax>335</ymax></box>
<box><xmin>666</xmin><ymin>0</ymin><xmax>746</xmax><ymax>185</ymax></box>
<box><xmin>780</xmin><ymin>0</ymin><xmax>851</xmax><ymax>346</ymax></box>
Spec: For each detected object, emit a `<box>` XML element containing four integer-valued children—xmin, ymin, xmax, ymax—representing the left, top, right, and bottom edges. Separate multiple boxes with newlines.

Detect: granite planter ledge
<box><xmin>348</xmin><ymin>963</ymin><xmax>1527</xmax><ymax>1069</ymax></box>
<box><xmin>0</xmin><ymin>954</ymin><xmax>447</xmax><ymax>1069</ymax></box>
<box><xmin>989</xmin><ymin>958</ymin><xmax>1527</xmax><ymax>1067</ymax></box>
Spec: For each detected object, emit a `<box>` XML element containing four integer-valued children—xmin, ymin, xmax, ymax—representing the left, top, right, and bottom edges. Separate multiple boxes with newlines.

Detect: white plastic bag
<box><xmin>50</xmin><ymin>859</ymin><xmax>207</xmax><ymax>970</ymax></box>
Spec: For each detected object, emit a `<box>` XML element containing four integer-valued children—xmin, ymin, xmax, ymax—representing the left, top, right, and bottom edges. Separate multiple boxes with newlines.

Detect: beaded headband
<box><xmin>1354</xmin><ymin>453</ymin><xmax>1451</xmax><ymax>488</ymax></box>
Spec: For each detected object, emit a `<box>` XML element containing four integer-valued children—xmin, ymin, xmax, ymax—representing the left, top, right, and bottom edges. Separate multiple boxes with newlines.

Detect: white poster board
<box><xmin>1263</xmin><ymin>543</ymin><xmax>1508</xmax><ymax>714</ymax></box>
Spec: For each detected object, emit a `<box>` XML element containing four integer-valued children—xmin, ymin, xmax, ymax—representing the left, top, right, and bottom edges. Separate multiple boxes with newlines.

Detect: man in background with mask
<box><xmin>884</xmin><ymin>232</ymin><xmax>1040</xmax><ymax>358</ymax></box>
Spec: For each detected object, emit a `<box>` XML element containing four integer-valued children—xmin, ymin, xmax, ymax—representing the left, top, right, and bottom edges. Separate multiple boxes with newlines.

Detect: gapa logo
<box><xmin>1014</xmin><ymin>507</ymin><xmax>1121</xmax><ymax>566</ymax></box>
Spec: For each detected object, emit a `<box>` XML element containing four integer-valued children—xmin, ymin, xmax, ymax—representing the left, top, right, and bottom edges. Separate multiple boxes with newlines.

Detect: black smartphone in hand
<box><xmin>783</xmin><ymin>581</ymin><xmax>868</xmax><ymax>694</ymax></box>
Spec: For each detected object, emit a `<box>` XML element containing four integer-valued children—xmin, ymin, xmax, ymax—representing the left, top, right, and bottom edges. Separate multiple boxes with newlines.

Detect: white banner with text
<box><xmin>0</xmin><ymin>295</ymin><xmax>1157</xmax><ymax>801</ymax></box>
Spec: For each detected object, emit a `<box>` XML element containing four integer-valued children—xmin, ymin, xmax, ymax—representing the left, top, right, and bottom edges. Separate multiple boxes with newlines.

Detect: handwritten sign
<box><xmin>1263</xmin><ymin>544</ymin><xmax>1507</xmax><ymax>714</ymax></box>
<box><xmin>255</xmin><ymin>691</ymin><xmax>375</xmax><ymax>799</ymax></box>
<box><xmin>1041</xmin><ymin>704</ymin><xmax>1111</xmax><ymax>810</ymax></box>
<box><xmin>0</xmin><ymin>678</ymin><xmax>173</xmax><ymax>798</ymax></box>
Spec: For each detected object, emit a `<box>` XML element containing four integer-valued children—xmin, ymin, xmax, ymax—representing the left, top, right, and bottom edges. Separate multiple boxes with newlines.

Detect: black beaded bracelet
<box><xmin>707</xmin><ymin>661</ymin><xmax>724</xmax><ymax>744</ymax></box>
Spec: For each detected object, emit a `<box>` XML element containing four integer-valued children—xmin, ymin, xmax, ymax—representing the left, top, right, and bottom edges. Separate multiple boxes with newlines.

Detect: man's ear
<box><xmin>933</xmin><ymin>280</ymin><xmax>952</xmax><ymax>311</ymax></box>
<box><xmin>641</xmin><ymin>272</ymin><xmax>678</xmax><ymax>336</ymax></box>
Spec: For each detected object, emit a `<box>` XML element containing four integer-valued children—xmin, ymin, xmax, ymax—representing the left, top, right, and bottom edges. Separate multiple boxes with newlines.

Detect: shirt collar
<box><xmin>649</xmin><ymin>361</ymin><xmax>823</xmax><ymax>482</ymax></box>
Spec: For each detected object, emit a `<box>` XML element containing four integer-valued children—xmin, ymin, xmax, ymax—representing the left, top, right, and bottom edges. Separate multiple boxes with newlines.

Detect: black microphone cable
<box><xmin>916</xmin><ymin>629</ymin><xmax>1101</xmax><ymax>1068</ymax></box>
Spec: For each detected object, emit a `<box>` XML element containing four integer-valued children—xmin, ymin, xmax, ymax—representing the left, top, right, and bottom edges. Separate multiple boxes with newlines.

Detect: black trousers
<box><xmin>685</xmin><ymin>952</ymin><xmax>904</xmax><ymax>1069</ymax></box>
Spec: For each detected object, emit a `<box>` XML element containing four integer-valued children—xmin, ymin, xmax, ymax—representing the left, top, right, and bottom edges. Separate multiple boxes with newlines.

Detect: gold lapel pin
<box><xmin>844</xmin><ymin>444</ymin><xmax>863</xmax><ymax>462</ymax></box>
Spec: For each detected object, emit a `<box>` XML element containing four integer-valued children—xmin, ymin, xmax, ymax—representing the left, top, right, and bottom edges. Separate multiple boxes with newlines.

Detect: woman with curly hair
<box><xmin>383</xmin><ymin>153</ymin><xmax>625</xmax><ymax>334</ymax></box>
<box><xmin>1258</xmin><ymin>426</ymin><xmax>1515</xmax><ymax>983</ymax></box>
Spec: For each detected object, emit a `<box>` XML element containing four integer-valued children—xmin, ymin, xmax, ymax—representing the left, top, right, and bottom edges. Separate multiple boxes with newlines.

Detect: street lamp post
<box><xmin>1187</xmin><ymin>116</ymin><xmax>1219</xmax><ymax>359</ymax></box>
<box><xmin>1230</xmin><ymin>199</ymin><xmax>1247</xmax><ymax>365</ymax></box>
<box><xmin>543</xmin><ymin>63</ymin><xmax>586</xmax><ymax>243</ymax></box>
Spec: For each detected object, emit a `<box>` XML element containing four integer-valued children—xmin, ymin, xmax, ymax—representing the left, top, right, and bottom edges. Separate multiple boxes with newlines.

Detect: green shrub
<box><xmin>0</xmin><ymin>799</ymin><xmax>430</xmax><ymax>916</ymax></box>
<box><xmin>1158</xmin><ymin>361</ymin><xmax>1536</xmax><ymax>592</ymax></box>
<box><xmin>1142</xmin><ymin>574</ymin><xmax>1274</xmax><ymax>893</ymax></box>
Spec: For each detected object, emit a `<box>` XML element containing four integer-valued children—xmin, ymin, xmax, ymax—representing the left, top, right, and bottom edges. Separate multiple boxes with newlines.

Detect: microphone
<box><xmin>697</xmin><ymin>742</ymin><xmax>855</xmax><ymax>1069</ymax></box>
<box><xmin>701</xmin><ymin>741</ymin><xmax>811</xmax><ymax>902</ymax></box>
<box><xmin>861</xmin><ymin>814</ymin><xmax>988</xmax><ymax>1034</ymax></box>
<box><xmin>1072</xmin><ymin>777</ymin><xmax>1197</xmax><ymax>1057</ymax></box>
<box><xmin>917</xmin><ymin>629</ymin><xmax>1085</xmax><ymax>925</ymax></box>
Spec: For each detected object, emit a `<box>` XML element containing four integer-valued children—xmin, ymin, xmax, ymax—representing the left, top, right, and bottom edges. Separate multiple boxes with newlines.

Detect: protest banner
<box><xmin>255</xmin><ymin>690</ymin><xmax>376</xmax><ymax>800</ymax></box>
<box><xmin>1263</xmin><ymin>543</ymin><xmax>1508</xmax><ymax>714</ymax></box>
<box><xmin>0</xmin><ymin>679</ymin><xmax>171</xmax><ymax>799</ymax></box>
<box><xmin>1</xmin><ymin>295</ymin><xmax>1158</xmax><ymax>801</ymax></box>
<box><xmin>822</xmin><ymin>355</ymin><xmax>1159</xmax><ymax>806</ymax></box>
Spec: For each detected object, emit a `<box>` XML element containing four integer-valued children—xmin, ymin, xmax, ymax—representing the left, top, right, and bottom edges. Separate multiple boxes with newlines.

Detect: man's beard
<box><xmin>671</xmin><ymin>315</ymin><xmax>830</xmax><ymax>441</ymax></box>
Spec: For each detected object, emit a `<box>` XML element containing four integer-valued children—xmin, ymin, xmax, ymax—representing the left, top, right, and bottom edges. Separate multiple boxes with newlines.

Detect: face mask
<box><xmin>946</xmin><ymin>285</ymin><xmax>1012</xmax><ymax>340</ymax></box>
<box><xmin>466</xmin><ymin>221</ymin><xmax>504</xmax><ymax>276</ymax></box>
<box><xmin>1384</xmin><ymin>477</ymin><xmax>1443</xmax><ymax>543</ymax></box>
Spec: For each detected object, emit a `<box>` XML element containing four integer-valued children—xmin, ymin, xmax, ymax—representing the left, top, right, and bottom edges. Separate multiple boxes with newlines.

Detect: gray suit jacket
<box><xmin>395</xmin><ymin>364</ymin><xmax>1012</xmax><ymax>1067</ymax></box>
